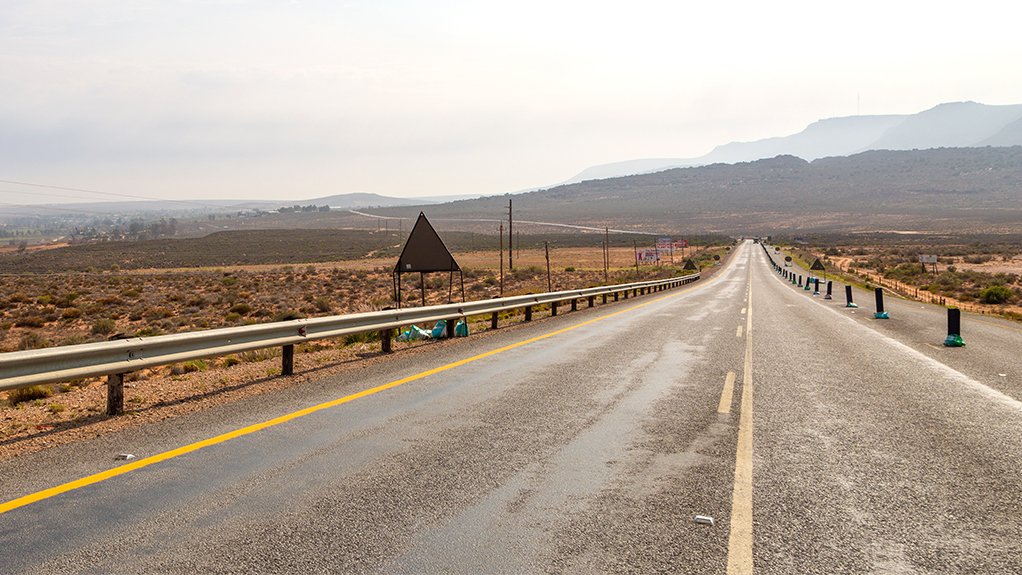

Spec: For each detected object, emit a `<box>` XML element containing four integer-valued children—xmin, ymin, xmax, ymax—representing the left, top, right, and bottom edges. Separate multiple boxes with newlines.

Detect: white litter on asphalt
<box><xmin>694</xmin><ymin>515</ymin><xmax>715</xmax><ymax>526</ymax></box>
<box><xmin>115</xmin><ymin>453</ymin><xmax>136</xmax><ymax>461</ymax></box>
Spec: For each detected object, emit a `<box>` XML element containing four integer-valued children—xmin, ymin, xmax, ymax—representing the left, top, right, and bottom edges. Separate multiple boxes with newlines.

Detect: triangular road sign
<box><xmin>810</xmin><ymin>258</ymin><xmax>826</xmax><ymax>271</ymax></box>
<box><xmin>394</xmin><ymin>212</ymin><xmax>460</xmax><ymax>273</ymax></box>
<box><xmin>683</xmin><ymin>259</ymin><xmax>699</xmax><ymax>271</ymax></box>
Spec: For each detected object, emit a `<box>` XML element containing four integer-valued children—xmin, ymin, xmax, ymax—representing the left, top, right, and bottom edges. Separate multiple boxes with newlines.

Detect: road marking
<box><xmin>0</xmin><ymin>258</ymin><xmax>740</xmax><ymax>516</ymax></box>
<box><xmin>727</xmin><ymin>271</ymin><xmax>754</xmax><ymax>575</ymax></box>
<box><xmin>740</xmin><ymin>307</ymin><xmax>746</xmax><ymax>315</ymax></box>
<box><xmin>736</xmin><ymin>325</ymin><xmax>743</xmax><ymax>338</ymax></box>
<box><xmin>718</xmin><ymin>371</ymin><xmax>737</xmax><ymax>414</ymax></box>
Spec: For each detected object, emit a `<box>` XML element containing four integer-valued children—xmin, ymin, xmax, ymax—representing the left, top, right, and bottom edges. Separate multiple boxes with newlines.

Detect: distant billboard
<box><xmin>636</xmin><ymin>249</ymin><xmax>660</xmax><ymax>263</ymax></box>
<box><xmin>919</xmin><ymin>255</ymin><xmax>938</xmax><ymax>264</ymax></box>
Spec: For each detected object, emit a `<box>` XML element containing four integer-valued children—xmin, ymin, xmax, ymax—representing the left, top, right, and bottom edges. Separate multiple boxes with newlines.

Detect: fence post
<box><xmin>282</xmin><ymin>344</ymin><xmax>295</xmax><ymax>375</ymax></box>
<box><xmin>106</xmin><ymin>373</ymin><xmax>125</xmax><ymax>416</ymax></box>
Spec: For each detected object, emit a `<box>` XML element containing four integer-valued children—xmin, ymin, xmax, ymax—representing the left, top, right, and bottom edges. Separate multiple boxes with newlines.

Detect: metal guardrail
<box><xmin>0</xmin><ymin>273</ymin><xmax>699</xmax><ymax>414</ymax></box>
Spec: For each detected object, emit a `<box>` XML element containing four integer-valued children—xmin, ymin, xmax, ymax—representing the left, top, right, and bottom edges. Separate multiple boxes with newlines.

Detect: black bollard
<box><xmin>874</xmin><ymin>287</ymin><xmax>889</xmax><ymax>319</ymax></box>
<box><xmin>798</xmin><ymin>275</ymin><xmax>803</xmax><ymax>287</ymax></box>
<box><xmin>944</xmin><ymin>307</ymin><xmax>964</xmax><ymax>346</ymax></box>
<box><xmin>813</xmin><ymin>278</ymin><xmax>820</xmax><ymax>295</ymax></box>
<box><xmin>845</xmin><ymin>285</ymin><xmax>857</xmax><ymax>308</ymax></box>
<box><xmin>824</xmin><ymin>280</ymin><xmax>833</xmax><ymax>300</ymax></box>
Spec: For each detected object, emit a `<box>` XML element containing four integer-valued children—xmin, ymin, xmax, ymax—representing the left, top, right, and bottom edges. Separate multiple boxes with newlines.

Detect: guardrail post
<box><xmin>491</xmin><ymin>311</ymin><xmax>499</xmax><ymax>329</ymax></box>
<box><xmin>525</xmin><ymin>306</ymin><xmax>533</xmax><ymax>321</ymax></box>
<box><xmin>571</xmin><ymin>299</ymin><xmax>578</xmax><ymax>311</ymax></box>
<box><xmin>282</xmin><ymin>344</ymin><xmax>295</xmax><ymax>375</ymax></box>
<box><xmin>614</xmin><ymin>292</ymin><xmax>619</xmax><ymax>301</ymax></box>
<box><xmin>551</xmin><ymin>301</ymin><xmax>558</xmax><ymax>316</ymax></box>
<box><xmin>588</xmin><ymin>296</ymin><xmax>595</xmax><ymax>308</ymax></box>
<box><xmin>106</xmin><ymin>373</ymin><xmax>125</xmax><ymax>416</ymax></box>
<box><xmin>380</xmin><ymin>328</ymin><xmax>392</xmax><ymax>353</ymax></box>
<box><xmin>446</xmin><ymin>318</ymin><xmax>456</xmax><ymax>338</ymax></box>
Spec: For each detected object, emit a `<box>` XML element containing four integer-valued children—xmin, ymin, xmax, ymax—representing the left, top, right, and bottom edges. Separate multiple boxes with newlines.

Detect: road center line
<box><xmin>0</xmin><ymin>264</ymin><xmax>736</xmax><ymax>517</ymax></box>
<box><xmin>736</xmin><ymin>326</ymin><xmax>743</xmax><ymax>338</ymax></box>
<box><xmin>727</xmin><ymin>268</ymin><xmax>754</xmax><ymax>574</ymax></box>
<box><xmin>718</xmin><ymin>371</ymin><xmax>737</xmax><ymax>414</ymax></box>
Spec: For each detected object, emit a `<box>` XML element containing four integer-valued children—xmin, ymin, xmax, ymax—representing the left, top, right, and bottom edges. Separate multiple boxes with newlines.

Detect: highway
<box><xmin>1</xmin><ymin>241</ymin><xmax>1020</xmax><ymax>574</ymax></box>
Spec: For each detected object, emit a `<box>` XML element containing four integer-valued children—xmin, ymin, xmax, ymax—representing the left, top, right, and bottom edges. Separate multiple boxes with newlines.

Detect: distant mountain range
<box><xmin>370</xmin><ymin>146</ymin><xmax>1022</xmax><ymax>234</ymax></box>
<box><xmin>0</xmin><ymin>192</ymin><xmax>482</xmax><ymax>218</ymax></box>
<box><xmin>564</xmin><ymin>101</ymin><xmax>1022</xmax><ymax>184</ymax></box>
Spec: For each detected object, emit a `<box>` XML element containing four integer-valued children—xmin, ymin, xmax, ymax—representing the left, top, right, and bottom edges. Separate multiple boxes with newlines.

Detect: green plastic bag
<box><xmin>454</xmin><ymin>318</ymin><xmax>469</xmax><ymax>337</ymax></box>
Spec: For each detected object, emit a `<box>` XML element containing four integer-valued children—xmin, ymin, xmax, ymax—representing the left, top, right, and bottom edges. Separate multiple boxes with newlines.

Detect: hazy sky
<box><xmin>1</xmin><ymin>0</ymin><xmax>1020</xmax><ymax>203</ymax></box>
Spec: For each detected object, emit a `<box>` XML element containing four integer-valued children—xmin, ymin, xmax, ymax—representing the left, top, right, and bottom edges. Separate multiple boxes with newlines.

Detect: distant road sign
<box><xmin>919</xmin><ymin>255</ymin><xmax>938</xmax><ymax>264</ymax></box>
<box><xmin>784</xmin><ymin>256</ymin><xmax>792</xmax><ymax>262</ymax></box>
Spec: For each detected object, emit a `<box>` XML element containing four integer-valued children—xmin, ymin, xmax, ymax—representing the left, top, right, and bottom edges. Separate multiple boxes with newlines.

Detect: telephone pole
<box><xmin>508</xmin><ymin>199</ymin><xmax>514</xmax><ymax>270</ymax></box>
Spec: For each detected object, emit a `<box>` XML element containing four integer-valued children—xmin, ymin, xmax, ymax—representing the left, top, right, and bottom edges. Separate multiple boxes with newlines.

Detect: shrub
<box><xmin>8</xmin><ymin>385</ymin><xmax>52</xmax><ymax>405</ymax></box>
<box><xmin>15</xmin><ymin>315</ymin><xmax>46</xmax><ymax>328</ymax></box>
<box><xmin>91</xmin><ymin>318</ymin><xmax>117</xmax><ymax>335</ymax></box>
<box><xmin>314</xmin><ymin>298</ymin><xmax>332</xmax><ymax>313</ymax></box>
<box><xmin>221</xmin><ymin>356</ymin><xmax>242</xmax><ymax>368</ymax></box>
<box><xmin>979</xmin><ymin>285</ymin><xmax>1013</xmax><ymax>304</ymax></box>
<box><xmin>229</xmin><ymin>303</ymin><xmax>252</xmax><ymax>315</ymax></box>
<box><xmin>61</xmin><ymin>308</ymin><xmax>83</xmax><ymax>320</ymax></box>
<box><xmin>18</xmin><ymin>332</ymin><xmax>49</xmax><ymax>350</ymax></box>
<box><xmin>47</xmin><ymin>403</ymin><xmax>66</xmax><ymax>414</ymax></box>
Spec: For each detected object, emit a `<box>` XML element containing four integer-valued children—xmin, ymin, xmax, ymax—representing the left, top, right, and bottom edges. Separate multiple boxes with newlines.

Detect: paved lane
<box><xmin>752</xmin><ymin>246</ymin><xmax>1022</xmax><ymax>574</ymax></box>
<box><xmin>3</xmin><ymin>241</ymin><xmax>1019</xmax><ymax>574</ymax></box>
<box><xmin>1</xmin><ymin>245</ymin><xmax>755</xmax><ymax>574</ymax></box>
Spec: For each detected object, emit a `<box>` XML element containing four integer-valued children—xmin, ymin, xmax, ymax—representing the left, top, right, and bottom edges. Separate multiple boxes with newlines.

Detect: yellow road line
<box><xmin>0</xmin><ymin>270</ymin><xmax>728</xmax><ymax>516</ymax></box>
<box><xmin>727</xmin><ymin>269</ymin><xmax>755</xmax><ymax>574</ymax></box>
<box><xmin>717</xmin><ymin>371</ymin><xmax>736</xmax><ymax>414</ymax></box>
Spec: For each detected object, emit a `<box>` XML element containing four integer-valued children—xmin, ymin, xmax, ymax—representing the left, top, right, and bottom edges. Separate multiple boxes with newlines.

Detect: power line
<box><xmin>0</xmin><ymin>178</ymin><xmax>221</xmax><ymax>209</ymax></box>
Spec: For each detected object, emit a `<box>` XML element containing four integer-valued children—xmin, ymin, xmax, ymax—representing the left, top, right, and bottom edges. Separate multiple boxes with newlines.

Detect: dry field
<box><xmin>0</xmin><ymin>243</ymin><xmax>725</xmax><ymax>459</ymax></box>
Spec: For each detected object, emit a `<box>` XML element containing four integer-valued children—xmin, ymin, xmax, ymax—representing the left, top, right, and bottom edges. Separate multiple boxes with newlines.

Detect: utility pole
<box><xmin>544</xmin><ymin>241</ymin><xmax>552</xmax><ymax>292</ymax></box>
<box><xmin>604</xmin><ymin>227</ymin><xmax>609</xmax><ymax>282</ymax></box>
<box><xmin>499</xmin><ymin>223</ymin><xmax>504</xmax><ymax>297</ymax></box>
<box><xmin>633</xmin><ymin>239</ymin><xmax>639</xmax><ymax>277</ymax></box>
<box><xmin>508</xmin><ymin>199</ymin><xmax>514</xmax><ymax>271</ymax></box>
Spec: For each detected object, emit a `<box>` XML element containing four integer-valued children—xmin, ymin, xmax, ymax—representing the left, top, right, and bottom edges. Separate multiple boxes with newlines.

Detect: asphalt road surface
<box><xmin>1</xmin><ymin>241</ymin><xmax>1019</xmax><ymax>574</ymax></box>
